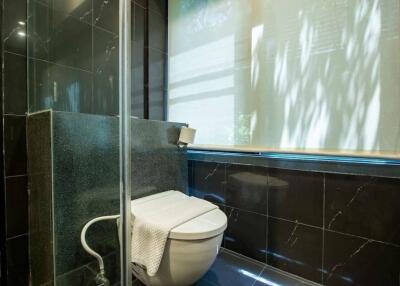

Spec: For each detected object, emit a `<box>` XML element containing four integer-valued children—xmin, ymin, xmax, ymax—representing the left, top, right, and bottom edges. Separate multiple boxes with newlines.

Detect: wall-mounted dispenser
<box><xmin>177</xmin><ymin>126</ymin><xmax>196</xmax><ymax>148</ymax></box>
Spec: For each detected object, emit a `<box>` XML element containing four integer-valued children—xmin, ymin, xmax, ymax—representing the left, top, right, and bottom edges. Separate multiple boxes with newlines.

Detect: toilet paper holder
<box><xmin>177</xmin><ymin>126</ymin><xmax>196</xmax><ymax>148</ymax></box>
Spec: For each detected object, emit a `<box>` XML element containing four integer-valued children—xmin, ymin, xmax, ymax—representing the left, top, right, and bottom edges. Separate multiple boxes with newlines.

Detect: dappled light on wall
<box><xmin>168</xmin><ymin>0</ymin><xmax>400</xmax><ymax>156</ymax></box>
<box><xmin>168</xmin><ymin>0</ymin><xmax>236</xmax><ymax>145</ymax></box>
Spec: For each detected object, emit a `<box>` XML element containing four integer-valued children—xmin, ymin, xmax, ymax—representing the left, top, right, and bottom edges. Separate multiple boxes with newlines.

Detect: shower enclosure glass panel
<box><xmin>27</xmin><ymin>0</ymin><xmax>131</xmax><ymax>284</ymax></box>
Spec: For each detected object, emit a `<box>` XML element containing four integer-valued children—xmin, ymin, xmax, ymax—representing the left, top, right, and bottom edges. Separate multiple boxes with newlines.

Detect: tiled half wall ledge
<box><xmin>188</xmin><ymin>151</ymin><xmax>400</xmax><ymax>285</ymax></box>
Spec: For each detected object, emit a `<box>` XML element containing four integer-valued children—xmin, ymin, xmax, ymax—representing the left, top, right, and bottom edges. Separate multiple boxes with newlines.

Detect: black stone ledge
<box><xmin>188</xmin><ymin>150</ymin><xmax>400</xmax><ymax>179</ymax></box>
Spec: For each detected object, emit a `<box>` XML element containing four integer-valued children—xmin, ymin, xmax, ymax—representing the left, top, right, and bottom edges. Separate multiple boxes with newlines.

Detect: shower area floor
<box><xmin>132</xmin><ymin>248</ymin><xmax>320</xmax><ymax>286</ymax></box>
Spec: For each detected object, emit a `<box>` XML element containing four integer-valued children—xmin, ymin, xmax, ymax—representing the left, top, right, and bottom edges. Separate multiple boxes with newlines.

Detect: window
<box><xmin>168</xmin><ymin>0</ymin><xmax>400</xmax><ymax>157</ymax></box>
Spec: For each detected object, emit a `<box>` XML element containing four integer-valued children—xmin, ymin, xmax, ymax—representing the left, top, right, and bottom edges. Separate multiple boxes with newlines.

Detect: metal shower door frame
<box><xmin>119</xmin><ymin>0</ymin><xmax>132</xmax><ymax>285</ymax></box>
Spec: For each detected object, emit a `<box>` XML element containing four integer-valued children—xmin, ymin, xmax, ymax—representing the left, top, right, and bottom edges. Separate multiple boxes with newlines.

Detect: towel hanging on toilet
<box><xmin>130</xmin><ymin>191</ymin><xmax>217</xmax><ymax>276</ymax></box>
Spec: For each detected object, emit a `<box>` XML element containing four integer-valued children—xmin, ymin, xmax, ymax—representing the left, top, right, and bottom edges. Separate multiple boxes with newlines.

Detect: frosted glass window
<box><xmin>168</xmin><ymin>0</ymin><xmax>400</xmax><ymax>156</ymax></box>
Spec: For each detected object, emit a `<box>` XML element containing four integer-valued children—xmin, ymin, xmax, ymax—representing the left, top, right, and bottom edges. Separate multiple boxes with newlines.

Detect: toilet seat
<box><xmin>131</xmin><ymin>191</ymin><xmax>227</xmax><ymax>241</ymax></box>
<box><xmin>169</xmin><ymin>208</ymin><xmax>227</xmax><ymax>240</ymax></box>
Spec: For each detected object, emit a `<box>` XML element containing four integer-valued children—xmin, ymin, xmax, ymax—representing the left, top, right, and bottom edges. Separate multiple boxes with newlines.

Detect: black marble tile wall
<box><xmin>3</xmin><ymin>0</ymin><xmax>27</xmax><ymax>55</ymax></box>
<box><xmin>53</xmin><ymin>0</ymin><xmax>92</xmax><ymax>25</ymax></box>
<box><xmin>267</xmin><ymin>218</ymin><xmax>322</xmax><ymax>283</ymax></box>
<box><xmin>323</xmin><ymin>231</ymin><xmax>400</xmax><ymax>286</ymax></box>
<box><xmin>0</xmin><ymin>3</ymin><xmax>5</xmax><ymax>280</ymax></box>
<box><xmin>50</xmin><ymin>63</ymin><xmax>93</xmax><ymax>113</ymax></box>
<box><xmin>132</xmin><ymin>3</ymin><xmax>145</xmax><ymax>118</ymax></box>
<box><xmin>224</xmin><ymin>206</ymin><xmax>267</xmax><ymax>262</ymax></box>
<box><xmin>226</xmin><ymin>164</ymin><xmax>268</xmax><ymax>214</ymax></box>
<box><xmin>93</xmin><ymin>0</ymin><xmax>119</xmax><ymax>34</ymax></box>
<box><xmin>5</xmin><ymin>176</ymin><xmax>28</xmax><ymax>239</ymax></box>
<box><xmin>323</xmin><ymin>175</ymin><xmax>400</xmax><ymax>286</ymax></box>
<box><xmin>4</xmin><ymin>115</ymin><xmax>27</xmax><ymax>177</ymax></box>
<box><xmin>28</xmin><ymin>58</ymin><xmax>52</xmax><ymax>112</ymax></box>
<box><xmin>200</xmin><ymin>249</ymin><xmax>264</xmax><ymax>286</ymax></box>
<box><xmin>93</xmin><ymin>27</ymin><xmax>119</xmax><ymax>115</ymax></box>
<box><xmin>1</xmin><ymin>0</ymin><xmax>29</xmax><ymax>284</ymax></box>
<box><xmin>324</xmin><ymin>174</ymin><xmax>400</xmax><ymax>243</ymax></box>
<box><xmin>149</xmin><ymin>8</ymin><xmax>166</xmax><ymax>51</ymax></box>
<box><xmin>149</xmin><ymin>0</ymin><xmax>167</xmax><ymax>18</ymax></box>
<box><xmin>4</xmin><ymin>52</ymin><xmax>27</xmax><ymax>114</ymax></box>
<box><xmin>189</xmin><ymin>161</ymin><xmax>226</xmax><ymax>205</ymax></box>
<box><xmin>28</xmin><ymin>0</ymin><xmax>105</xmax><ymax>114</ymax></box>
<box><xmin>2</xmin><ymin>117</ymin><xmax>29</xmax><ymax>286</ymax></box>
<box><xmin>148</xmin><ymin>49</ymin><xmax>165</xmax><ymax>120</ymax></box>
<box><xmin>5</xmin><ymin>234</ymin><xmax>29</xmax><ymax>286</ymax></box>
<box><xmin>2</xmin><ymin>1</ymin><xmax>168</xmax><ymax>284</ymax></box>
<box><xmin>189</xmin><ymin>159</ymin><xmax>400</xmax><ymax>285</ymax></box>
<box><xmin>27</xmin><ymin>0</ymin><xmax>167</xmax><ymax>119</ymax></box>
<box><xmin>50</xmin><ymin>12</ymin><xmax>93</xmax><ymax>71</ymax></box>
<box><xmin>268</xmin><ymin>169</ymin><xmax>324</xmax><ymax>227</ymax></box>
<box><xmin>28</xmin><ymin>1</ymin><xmax>50</xmax><ymax>61</ymax></box>
<box><xmin>146</xmin><ymin>0</ymin><xmax>167</xmax><ymax>120</ymax></box>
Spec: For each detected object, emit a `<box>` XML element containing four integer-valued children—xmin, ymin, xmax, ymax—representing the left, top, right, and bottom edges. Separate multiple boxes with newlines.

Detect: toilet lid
<box><xmin>169</xmin><ymin>208</ymin><xmax>227</xmax><ymax>240</ymax></box>
<box><xmin>131</xmin><ymin>191</ymin><xmax>227</xmax><ymax>241</ymax></box>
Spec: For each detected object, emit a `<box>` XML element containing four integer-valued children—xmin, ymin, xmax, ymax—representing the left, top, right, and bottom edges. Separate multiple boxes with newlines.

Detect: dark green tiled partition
<box><xmin>27</xmin><ymin>110</ymin><xmax>188</xmax><ymax>285</ymax></box>
<box><xmin>52</xmin><ymin>112</ymin><xmax>120</xmax><ymax>283</ymax></box>
<box><xmin>27</xmin><ymin>111</ymin><xmax>54</xmax><ymax>286</ymax></box>
<box><xmin>131</xmin><ymin>119</ymin><xmax>188</xmax><ymax>198</ymax></box>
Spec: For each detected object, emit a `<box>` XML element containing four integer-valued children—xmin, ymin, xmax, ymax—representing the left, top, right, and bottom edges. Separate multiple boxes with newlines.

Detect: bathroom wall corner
<box><xmin>27</xmin><ymin>110</ymin><xmax>54</xmax><ymax>286</ymax></box>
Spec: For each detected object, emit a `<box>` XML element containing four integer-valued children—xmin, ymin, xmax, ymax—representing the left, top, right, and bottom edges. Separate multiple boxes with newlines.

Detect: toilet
<box><xmin>131</xmin><ymin>192</ymin><xmax>227</xmax><ymax>286</ymax></box>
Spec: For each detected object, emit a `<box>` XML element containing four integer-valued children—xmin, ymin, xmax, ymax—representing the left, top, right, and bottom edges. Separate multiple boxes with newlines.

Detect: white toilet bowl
<box><xmin>131</xmin><ymin>196</ymin><xmax>227</xmax><ymax>286</ymax></box>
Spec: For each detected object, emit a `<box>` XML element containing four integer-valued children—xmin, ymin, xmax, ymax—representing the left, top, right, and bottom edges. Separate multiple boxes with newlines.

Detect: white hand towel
<box><xmin>131</xmin><ymin>191</ymin><xmax>217</xmax><ymax>276</ymax></box>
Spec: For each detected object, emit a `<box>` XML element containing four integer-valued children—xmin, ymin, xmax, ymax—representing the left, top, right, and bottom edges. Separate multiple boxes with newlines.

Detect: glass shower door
<box><xmin>27</xmin><ymin>0</ymin><xmax>132</xmax><ymax>284</ymax></box>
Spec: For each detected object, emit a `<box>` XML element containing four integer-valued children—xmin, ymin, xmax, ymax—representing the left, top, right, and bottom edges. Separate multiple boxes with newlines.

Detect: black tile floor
<box><xmin>132</xmin><ymin>248</ymin><xmax>321</xmax><ymax>286</ymax></box>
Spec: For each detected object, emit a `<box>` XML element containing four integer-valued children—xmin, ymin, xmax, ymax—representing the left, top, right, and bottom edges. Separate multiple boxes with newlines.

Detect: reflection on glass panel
<box><xmin>27</xmin><ymin>0</ymin><xmax>122</xmax><ymax>285</ymax></box>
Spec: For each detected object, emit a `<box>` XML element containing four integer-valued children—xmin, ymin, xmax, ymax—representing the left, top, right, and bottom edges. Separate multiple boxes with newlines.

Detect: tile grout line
<box><xmin>93</xmin><ymin>23</ymin><xmax>119</xmax><ymax>37</ymax></box>
<box><xmin>3</xmin><ymin>114</ymin><xmax>27</xmax><ymax>117</ymax></box>
<box><xmin>251</xmin><ymin>265</ymin><xmax>266</xmax><ymax>286</ymax></box>
<box><xmin>219</xmin><ymin>203</ymin><xmax>400</xmax><ymax>249</ymax></box>
<box><xmin>5</xmin><ymin>174</ymin><xmax>27</xmax><ymax>179</ymax></box>
<box><xmin>5</xmin><ymin>232</ymin><xmax>28</xmax><ymax>241</ymax></box>
<box><xmin>325</xmin><ymin>229</ymin><xmax>400</xmax><ymax>248</ymax></box>
<box><xmin>224</xmin><ymin>248</ymin><xmax>320</xmax><ymax>286</ymax></box>
<box><xmin>217</xmin><ymin>203</ymin><xmax>268</xmax><ymax>217</ymax></box>
<box><xmin>3</xmin><ymin>50</ymin><xmax>27</xmax><ymax>58</ymax></box>
<box><xmin>222</xmin><ymin>248</ymin><xmax>264</xmax><ymax>267</ymax></box>
<box><xmin>265</xmin><ymin>215</ymin><xmax>319</xmax><ymax>229</ymax></box>
<box><xmin>265</xmin><ymin>215</ymin><xmax>400</xmax><ymax>247</ymax></box>
<box><xmin>37</xmin><ymin>0</ymin><xmax>119</xmax><ymax>36</ymax></box>
<box><xmin>263</xmin><ymin>263</ymin><xmax>323</xmax><ymax>286</ymax></box>
<box><xmin>27</xmin><ymin>56</ymin><xmax>93</xmax><ymax>74</ymax></box>
<box><xmin>133</xmin><ymin>0</ymin><xmax>165</xmax><ymax>16</ymax></box>
<box><xmin>146</xmin><ymin>46</ymin><xmax>167</xmax><ymax>55</ymax></box>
